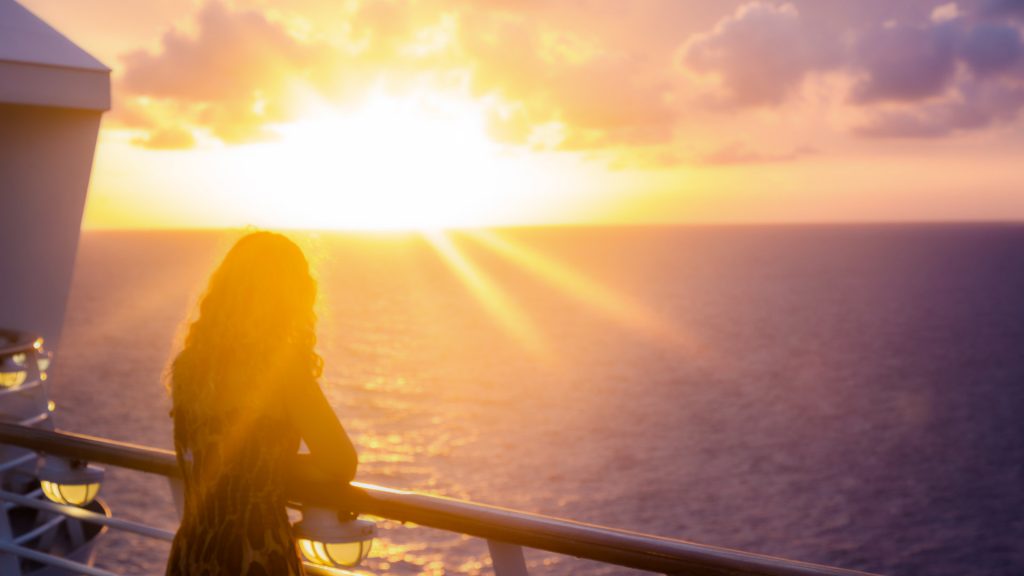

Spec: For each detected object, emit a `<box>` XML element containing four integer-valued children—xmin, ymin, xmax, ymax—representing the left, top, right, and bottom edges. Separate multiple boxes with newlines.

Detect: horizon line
<box><xmin>80</xmin><ymin>219</ymin><xmax>1024</xmax><ymax>233</ymax></box>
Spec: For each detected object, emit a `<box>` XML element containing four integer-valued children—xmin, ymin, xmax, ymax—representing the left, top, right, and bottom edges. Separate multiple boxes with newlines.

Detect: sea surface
<box><xmin>49</xmin><ymin>225</ymin><xmax>1024</xmax><ymax>575</ymax></box>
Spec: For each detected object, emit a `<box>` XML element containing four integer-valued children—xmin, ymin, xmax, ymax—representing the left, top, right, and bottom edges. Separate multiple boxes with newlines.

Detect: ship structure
<box><xmin>0</xmin><ymin>1</ymin><xmax>111</xmax><ymax>573</ymax></box>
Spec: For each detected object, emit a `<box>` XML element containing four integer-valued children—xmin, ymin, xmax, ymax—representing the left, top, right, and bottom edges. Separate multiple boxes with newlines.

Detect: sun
<box><xmin>228</xmin><ymin>90</ymin><xmax>528</xmax><ymax>231</ymax></box>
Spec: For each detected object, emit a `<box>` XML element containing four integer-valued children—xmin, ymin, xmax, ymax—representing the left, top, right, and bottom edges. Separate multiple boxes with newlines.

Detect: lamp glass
<box><xmin>41</xmin><ymin>480</ymin><xmax>101</xmax><ymax>506</ymax></box>
<box><xmin>298</xmin><ymin>538</ymin><xmax>371</xmax><ymax>567</ymax></box>
<box><xmin>0</xmin><ymin>371</ymin><xmax>26</xmax><ymax>388</ymax></box>
<box><xmin>295</xmin><ymin>510</ymin><xmax>376</xmax><ymax>568</ymax></box>
<box><xmin>38</xmin><ymin>459</ymin><xmax>104</xmax><ymax>507</ymax></box>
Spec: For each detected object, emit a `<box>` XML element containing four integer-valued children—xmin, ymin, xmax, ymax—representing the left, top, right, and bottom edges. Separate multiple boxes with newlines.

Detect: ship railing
<box><xmin>0</xmin><ymin>333</ymin><xmax>877</xmax><ymax>576</ymax></box>
<box><xmin>0</xmin><ymin>425</ymin><xmax>880</xmax><ymax>576</ymax></box>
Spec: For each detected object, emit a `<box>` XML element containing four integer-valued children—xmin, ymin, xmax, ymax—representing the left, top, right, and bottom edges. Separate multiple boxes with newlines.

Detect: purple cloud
<box><xmin>679</xmin><ymin>2</ymin><xmax>839</xmax><ymax>107</ymax></box>
<box><xmin>674</xmin><ymin>1</ymin><xmax>1024</xmax><ymax>139</ymax></box>
<box><xmin>981</xmin><ymin>0</ymin><xmax>1024</xmax><ymax>20</ymax></box>
<box><xmin>852</xmin><ymin>4</ymin><xmax>1024</xmax><ymax>138</ymax></box>
<box><xmin>851</xmin><ymin>21</ymin><xmax>961</xmax><ymax>103</ymax></box>
<box><xmin>856</xmin><ymin>82</ymin><xmax>1024</xmax><ymax>137</ymax></box>
<box><xmin>962</xmin><ymin>22</ymin><xmax>1023</xmax><ymax>76</ymax></box>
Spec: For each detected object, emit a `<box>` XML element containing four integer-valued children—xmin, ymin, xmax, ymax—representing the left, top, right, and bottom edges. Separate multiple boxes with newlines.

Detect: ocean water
<box><xmin>48</xmin><ymin>225</ymin><xmax>1024</xmax><ymax>575</ymax></box>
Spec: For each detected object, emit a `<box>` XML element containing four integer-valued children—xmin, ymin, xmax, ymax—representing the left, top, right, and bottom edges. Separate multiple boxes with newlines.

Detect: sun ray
<box><xmin>421</xmin><ymin>230</ymin><xmax>548</xmax><ymax>358</ymax></box>
<box><xmin>469</xmin><ymin>229</ymin><xmax>702</xmax><ymax>355</ymax></box>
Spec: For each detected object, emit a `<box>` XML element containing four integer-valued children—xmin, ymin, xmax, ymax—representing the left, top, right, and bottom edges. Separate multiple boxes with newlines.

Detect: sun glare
<box><xmin>422</xmin><ymin>230</ymin><xmax>548</xmax><ymax>357</ymax></box>
<box><xmin>469</xmin><ymin>230</ymin><xmax>697</xmax><ymax>353</ymax></box>
<box><xmin>225</xmin><ymin>91</ymin><xmax>533</xmax><ymax>231</ymax></box>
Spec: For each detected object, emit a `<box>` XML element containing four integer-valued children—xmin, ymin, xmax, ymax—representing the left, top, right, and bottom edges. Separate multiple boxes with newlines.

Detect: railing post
<box><xmin>168</xmin><ymin>477</ymin><xmax>184</xmax><ymax>520</ymax></box>
<box><xmin>487</xmin><ymin>539</ymin><xmax>529</xmax><ymax>576</ymax></box>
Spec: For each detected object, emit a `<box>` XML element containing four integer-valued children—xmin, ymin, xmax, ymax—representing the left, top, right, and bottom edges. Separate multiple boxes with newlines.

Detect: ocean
<box><xmin>49</xmin><ymin>225</ymin><xmax>1024</xmax><ymax>575</ymax></box>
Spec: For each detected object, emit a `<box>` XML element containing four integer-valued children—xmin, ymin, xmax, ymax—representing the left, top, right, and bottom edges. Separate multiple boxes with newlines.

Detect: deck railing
<box><xmin>0</xmin><ymin>331</ymin><xmax>878</xmax><ymax>576</ymax></box>
<box><xmin>0</xmin><ymin>426</ymin><xmax>881</xmax><ymax>576</ymax></box>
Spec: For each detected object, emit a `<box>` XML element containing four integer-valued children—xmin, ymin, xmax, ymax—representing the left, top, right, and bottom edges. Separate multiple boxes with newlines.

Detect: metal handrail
<box><xmin>0</xmin><ymin>330</ymin><xmax>37</xmax><ymax>358</ymax></box>
<box><xmin>0</xmin><ymin>489</ymin><xmax>175</xmax><ymax>542</ymax></box>
<box><xmin>0</xmin><ymin>423</ymin><xmax>877</xmax><ymax>576</ymax></box>
<box><xmin>0</xmin><ymin>541</ymin><xmax>121</xmax><ymax>576</ymax></box>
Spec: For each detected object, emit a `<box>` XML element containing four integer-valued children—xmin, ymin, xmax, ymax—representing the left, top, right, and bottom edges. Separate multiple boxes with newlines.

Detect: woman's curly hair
<box><xmin>168</xmin><ymin>232</ymin><xmax>323</xmax><ymax>429</ymax></box>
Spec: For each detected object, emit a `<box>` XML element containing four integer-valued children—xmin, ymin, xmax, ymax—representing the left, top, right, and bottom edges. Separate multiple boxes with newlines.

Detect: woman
<box><xmin>165</xmin><ymin>231</ymin><xmax>357</xmax><ymax>576</ymax></box>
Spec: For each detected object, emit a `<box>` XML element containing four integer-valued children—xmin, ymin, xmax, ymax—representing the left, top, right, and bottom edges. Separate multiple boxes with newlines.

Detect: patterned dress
<box><xmin>165</xmin><ymin>408</ymin><xmax>305</xmax><ymax>576</ymax></box>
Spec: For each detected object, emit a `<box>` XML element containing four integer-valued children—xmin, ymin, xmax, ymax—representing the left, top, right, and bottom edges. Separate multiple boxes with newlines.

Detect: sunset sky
<box><xmin>22</xmin><ymin>0</ymin><xmax>1024</xmax><ymax>230</ymax></box>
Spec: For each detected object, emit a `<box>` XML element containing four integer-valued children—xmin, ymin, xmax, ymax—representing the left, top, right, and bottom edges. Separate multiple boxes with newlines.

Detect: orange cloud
<box><xmin>454</xmin><ymin>7</ymin><xmax>677</xmax><ymax>149</ymax></box>
<box><xmin>678</xmin><ymin>2</ymin><xmax>840</xmax><ymax>107</ymax></box>
<box><xmin>112</xmin><ymin>0</ymin><xmax>680</xmax><ymax>153</ymax></box>
<box><xmin>118</xmin><ymin>1</ymin><xmax>336</xmax><ymax>144</ymax></box>
<box><xmin>131</xmin><ymin>127</ymin><xmax>197</xmax><ymax>150</ymax></box>
<box><xmin>109</xmin><ymin>0</ymin><xmax>1024</xmax><ymax>161</ymax></box>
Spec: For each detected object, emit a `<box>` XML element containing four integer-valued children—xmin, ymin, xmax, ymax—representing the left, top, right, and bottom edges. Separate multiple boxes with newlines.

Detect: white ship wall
<box><xmin>0</xmin><ymin>104</ymin><xmax>103</xmax><ymax>350</ymax></box>
<box><xmin>0</xmin><ymin>0</ymin><xmax>110</xmax><ymax>352</ymax></box>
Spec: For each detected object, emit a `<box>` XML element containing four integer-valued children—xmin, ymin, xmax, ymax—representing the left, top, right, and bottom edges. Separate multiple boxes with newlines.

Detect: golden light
<box><xmin>221</xmin><ymin>90</ymin><xmax>548</xmax><ymax>231</ymax></box>
<box><xmin>422</xmin><ymin>230</ymin><xmax>548</xmax><ymax>357</ymax></box>
<box><xmin>1</xmin><ymin>336</ymin><xmax>54</xmax><ymax>386</ymax></box>
<box><xmin>295</xmin><ymin>508</ymin><xmax>377</xmax><ymax>568</ymax></box>
<box><xmin>0</xmin><ymin>368</ymin><xmax>26</xmax><ymax>389</ymax></box>
<box><xmin>469</xmin><ymin>230</ymin><xmax>699</xmax><ymax>353</ymax></box>
<box><xmin>40</xmin><ymin>481</ymin><xmax>101</xmax><ymax>507</ymax></box>
<box><xmin>39</xmin><ymin>458</ymin><xmax>104</xmax><ymax>507</ymax></box>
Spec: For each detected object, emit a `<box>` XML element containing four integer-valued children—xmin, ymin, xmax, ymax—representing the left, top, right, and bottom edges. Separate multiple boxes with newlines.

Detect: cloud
<box><xmin>131</xmin><ymin>127</ymin><xmax>197</xmax><ymax>150</ymax></box>
<box><xmin>855</xmin><ymin>82</ymin><xmax>1024</xmax><ymax>137</ymax></box>
<box><xmin>118</xmin><ymin>1</ymin><xmax>336</xmax><ymax>144</ymax></box>
<box><xmin>699</xmin><ymin>142</ymin><xmax>817</xmax><ymax>165</ymax></box>
<box><xmin>678</xmin><ymin>2</ymin><xmax>839</xmax><ymax>107</ymax></box>
<box><xmin>981</xmin><ymin>0</ymin><xmax>1024</xmax><ymax>21</ymax></box>
<box><xmin>115</xmin><ymin>0</ymin><xmax>678</xmax><ymax>151</ymax></box>
<box><xmin>456</xmin><ymin>8</ymin><xmax>677</xmax><ymax>149</ymax></box>
<box><xmin>851</xmin><ymin>4</ymin><xmax>1024</xmax><ymax>138</ymax></box>
<box><xmin>932</xmin><ymin>2</ymin><xmax>962</xmax><ymax>23</ymax></box>
<box><xmin>672</xmin><ymin>0</ymin><xmax>1024</xmax><ymax>140</ymax></box>
<box><xmin>851</xmin><ymin>20</ymin><xmax>960</xmax><ymax>103</ymax></box>
<box><xmin>106</xmin><ymin>96</ymin><xmax>199</xmax><ymax>149</ymax></box>
<box><xmin>961</xmin><ymin>22</ymin><xmax>1023</xmax><ymax>76</ymax></box>
<box><xmin>539</xmin><ymin>54</ymin><xmax>676</xmax><ymax>149</ymax></box>
<box><xmin>110</xmin><ymin>0</ymin><xmax>1024</xmax><ymax>155</ymax></box>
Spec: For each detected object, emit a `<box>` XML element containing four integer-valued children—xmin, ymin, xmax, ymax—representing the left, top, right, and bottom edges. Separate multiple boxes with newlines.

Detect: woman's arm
<box><xmin>286</xmin><ymin>376</ymin><xmax>358</xmax><ymax>484</ymax></box>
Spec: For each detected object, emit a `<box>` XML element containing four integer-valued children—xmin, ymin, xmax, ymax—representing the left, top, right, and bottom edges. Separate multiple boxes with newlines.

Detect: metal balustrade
<box><xmin>0</xmin><ymin>426</ymin><xmax>881</xmax><ymax>576</ymax></box>
<box><xmin>0</xmin><ymin>330</ymin><xmax>878</xmax><ymax>576</ymax></box>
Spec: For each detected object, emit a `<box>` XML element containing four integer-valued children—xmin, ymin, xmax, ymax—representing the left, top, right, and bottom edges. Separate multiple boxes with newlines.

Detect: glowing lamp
<box><xmin>295</xmin><ymin>508</ymin><xmax>376</xmax><ymax>568</ymax></box>
<box><xmin>0</xmin><ymin>370</ymin><xmax>25</xmax><ymax>389</ymax></box>
<box><xmin>0</xmin><ymin>352</ymin><xmax>27</xmax><ymax>389</ymax></box>
<box><xmin>39</xmin><ymin>458</ymin><xmax>104</xmax><ymax>506</ymax></box>
<box><xmin>0</xmin><ymin>345</ymin><xmax>50</xmax><ymax>388</ymax></box>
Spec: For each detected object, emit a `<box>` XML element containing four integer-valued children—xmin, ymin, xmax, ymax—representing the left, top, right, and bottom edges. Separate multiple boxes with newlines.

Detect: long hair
<box><xmin>169</xmin><ymin>232</ymin><xmax>323</xmax><ymax>431</ymax></box>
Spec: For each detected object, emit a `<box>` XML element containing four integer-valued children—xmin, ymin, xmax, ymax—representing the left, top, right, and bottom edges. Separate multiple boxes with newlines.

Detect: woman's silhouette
<box><xmin>165</xmin><ymin>232</ymin><xmax>357</xmax><ymax>575</ymax></box>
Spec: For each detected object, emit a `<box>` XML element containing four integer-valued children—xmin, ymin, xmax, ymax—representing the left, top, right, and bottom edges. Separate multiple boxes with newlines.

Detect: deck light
<box><xmin>0</xmin><ymin>345</ymin><xmax>50</xmax><ymax>388</ymax></box>
<box><xmin>0</xmin><ymin>368</ymin><xmax>26</xmax><ymax>388</ymax></box>
<box><xmin>0</xmin><ymin>352</ymin><xmax>27</xmax><ymax>388</ymax></box>
<box><xmin>295</xmin><ymin>508</ymin><xmax>376</xmax><ymax>568</ymax></box>
<box><xmin>39</xmin><ymin>457</ymin><xmax>104</xmax><ymax>506</ymax></box>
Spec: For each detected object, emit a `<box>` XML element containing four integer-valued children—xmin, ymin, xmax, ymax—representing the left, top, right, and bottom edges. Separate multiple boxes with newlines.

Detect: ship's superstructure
<box><xmin>0</xmin><ymin>0</ymin><xmax>110</xmax><ymax>351</ymax></box>
<box><xmin>0</xmin><ymin>1</ymin><xmax>112</xmax><ymax>572</ymax></box>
